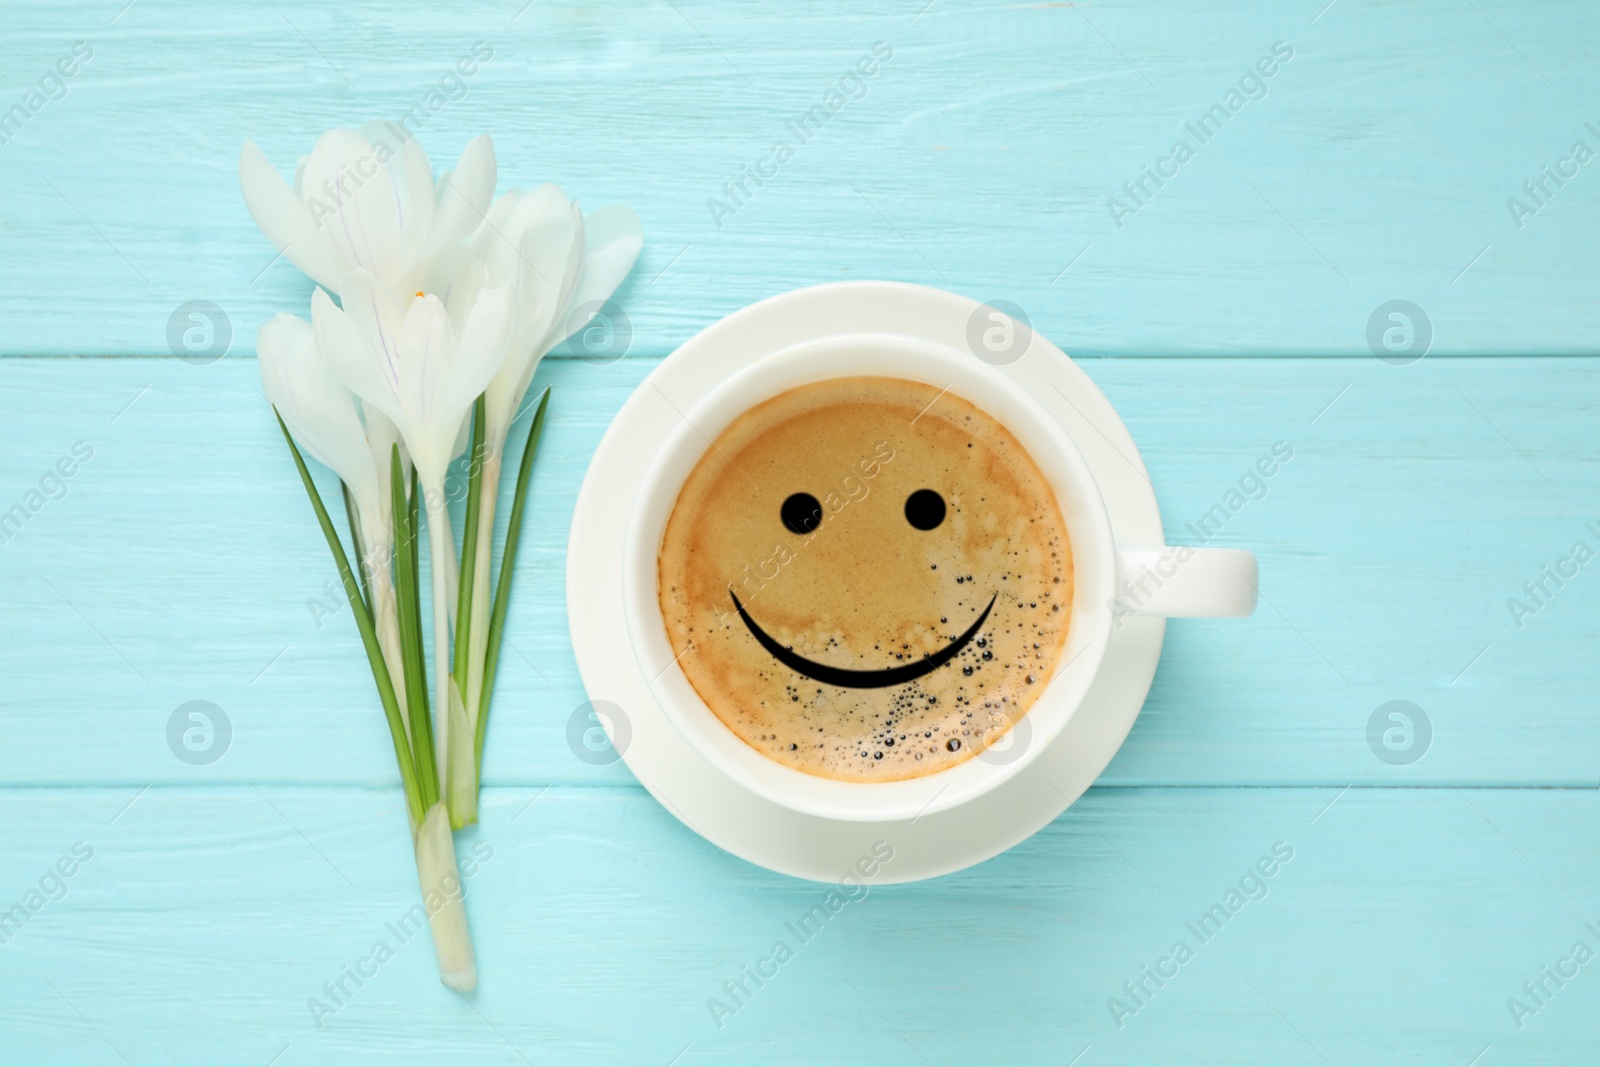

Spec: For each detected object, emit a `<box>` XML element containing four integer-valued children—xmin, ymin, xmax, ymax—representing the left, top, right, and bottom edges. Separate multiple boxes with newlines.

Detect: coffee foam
<box><xmin>657</xmin><ymin>376</ymin><xmax>1072</xmax><ymax>782</ymax></box>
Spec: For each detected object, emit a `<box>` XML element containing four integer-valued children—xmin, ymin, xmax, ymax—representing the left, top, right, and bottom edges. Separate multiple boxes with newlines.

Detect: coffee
<box><xmin>657</xmin><ymin>376</ymin><xmax>1072</xmax><ymax>782</ymax></box>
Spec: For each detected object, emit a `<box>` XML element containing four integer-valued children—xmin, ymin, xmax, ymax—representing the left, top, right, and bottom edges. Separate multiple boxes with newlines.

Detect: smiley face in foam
<box><xmin>656</xmin><ymin>376</ymin><xmax>1073</xmax><ymax>783</ymax></box>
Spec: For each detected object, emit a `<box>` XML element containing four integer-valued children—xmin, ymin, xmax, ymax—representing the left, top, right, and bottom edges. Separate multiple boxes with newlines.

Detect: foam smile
<box><xmin>729</xmin><ymin>591</ymin><xmax>997</xmax><ymax>690</ymax></box>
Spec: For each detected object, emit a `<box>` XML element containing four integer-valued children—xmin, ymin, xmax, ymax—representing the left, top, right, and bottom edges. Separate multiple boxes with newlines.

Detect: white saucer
<box><xmin>567</xmin><ymin>282</ymin><xmax>1165</xmax><ymax>884</ymax></box>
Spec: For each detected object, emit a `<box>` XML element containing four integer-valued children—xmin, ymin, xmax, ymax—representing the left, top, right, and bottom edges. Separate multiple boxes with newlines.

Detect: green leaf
<box><xmin>341</xmin><ymin>482</ymin><xmax>373</xmax><ymax>619</ymax></box>
<box><xmin>277</xmin><ymin>412</ymin><xmax>422</xmax><ymax>829</ymax></box>
<box><xmin>476</xmin><ymin>387</ymin><xmax>551</xmax><ymax>773</ymax></box>
<box><xmin>392</xmin><ymin>450</ymin><xmax>439</xmax><ymax>809</ymax></box>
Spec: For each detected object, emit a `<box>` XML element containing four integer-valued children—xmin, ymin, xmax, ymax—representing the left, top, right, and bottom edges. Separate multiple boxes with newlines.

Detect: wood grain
<box><xmin>0</xmin><ymin>1</ymin><xmax>1597</xmax><ymax>357</ymax></box>
<box><xmin>3</xmin><ymin>785</ymin><xmax>1595</xmax><ymax>1065</ymax></box>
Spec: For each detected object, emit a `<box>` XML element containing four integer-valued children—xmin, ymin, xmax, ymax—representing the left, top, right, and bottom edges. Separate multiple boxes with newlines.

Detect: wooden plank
<box><xmin>1</xmin><ymin>785</ymin><xmax>1594</xmax><ymax>1064</ymax></box>
<box><xmin>1</xmin><ymin>354</ymin><xmax>1595</xmax><ymax>787</ymax></box>
<box><xmin>1</xmin><ymin>1</ymin><xmax>1598</xmax><ymax>356</ymax></box>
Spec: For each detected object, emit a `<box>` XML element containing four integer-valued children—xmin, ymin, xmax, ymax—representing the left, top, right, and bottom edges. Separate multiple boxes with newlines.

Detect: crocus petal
<box><xmin>428</xmin><ymin>135</ymin><xmax>497</xmax><ymax>254</ymax></box>
<box><xmin>399</xmin><ymin>295</ymin><xmax>463</xmax><ymax>481</ymax></box>
<box><xmin>313</xmin><ymin>281</ymin><xmax>410</xmax><ymax>435</ymax></box>
<box><xmin>528</xmin><ymin>204</ymin><xmax>642</xmax><ymax>390</ymax></box>
<box><xmin>398</xmin><ymin>287</ymin><xmax>508</xmax><ymax>484</ymax></box>
<box><xmin>448</xmin><ymin>410</ymin><xmax>473</xmax><ymax>462</ymax></box>
<box><xmin>505</xmin><ymin>206</ymin><xmax>585</xmax><ymax>408</ymax></box>
<box><xmin>358</xmin><ymin>120</ymin><xmax>437</xmax><ymax>261</ymax></box>
<box><xmin>258</xmin><ymin>312</ymin><xmax>381</xmax><ymax>518</ymax></box>
<box><xmin>567</xmin><ymin>205</ymin><xmax>643</xmax><ymax>318</ymax></box>
<box><xmin>437</xmin><ymin>253</ymin><xmax>490</xmax><ymax>334</ymax></box>
<box><xmin>493</xmin><ymin>185</ymin><xmax>567</xmax><ymax>279</ymax></box>
<box><xmin>399</xmin><ymin>137</ymin><xmax>438</xmax><ymax>253</ymax></box>
<box><xmin>301</xmin><ymin>129</ymin><xmax>410</xmax><ymax>287</ymax></box>
<box><xmin>550</xmin><ymin>204</ymin><xmax>587</xmax><ymax>328</ymax></box>
<box><xmin>362</xmin><ymin>401</ymin><xmax>403</xmax><ymax>519</ymax></box>
<box><xmin>239</xmin><ymin>142</ymin><xmax>346</xmax><ymax>291</ymax></box>
<box><xmin>401</xmin><ymin>295</ymin><xmax>458</xmax><ymax>418</ymax></box>
<box><xmin>468</xmin><ymin>191</ymin><xmax>521</xmax><ymax>280</ymax></box>
<box><xmin>482</xmin><ymin>197</ymin><xmax>581</xmax><ymax>431</ymax></box>
<box><xmin>433</xmin><ymin>284</ymin><xmax>511</xmax><ymax>467</ymax></box>
<box><xmin>445</xmin><ymin>287</ymin><xmax>514</xmax><ymax>418</ymax></box>
<box><xmin>508</xmin><ymin>190</ymin><xmax>578</xmax><ymax>321</ymax></box>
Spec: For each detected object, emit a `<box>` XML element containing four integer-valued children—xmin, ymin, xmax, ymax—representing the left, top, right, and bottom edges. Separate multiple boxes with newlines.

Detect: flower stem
<box><xmin>370</xmin><ymin>563</ymin><xmax>408</xmax><ymax>729</ymax></box>
<box><xmin>425</xmin><ymin>490</ymin><xmax>456</xmax><ymax>791</ymax></box>
<box><xmin>413</xmin><ymin>801</ymin><xmax>477</xmax><ymax>992</ymax></box>
<box><xmin>443</xmin><ymin>402</ymin><xmax>488</xmax><ymax>828</ymax></box>
<box><xmin>393</xmin><ymin>454</ymin><xmax>438</xmax><ymax>808</ymax></box>
<box><xmin>443</xmin><ymin>518</ymin><xmax>461</xmax><ymax>633</ymax></box>
<box><xmin>462</xmin><ymin>450</ymin><xmax>500</xmax><ymax>760</ymax></box>
<box><xmin>476</xmin><ymin>388</ymin><xmax>551</xmax><ymax>775</ymax></box>
<box><xmin>448</xmin><ymin>445</ymin><xmax>499</xmax><ymax>829</ymax></box>
<box><xmin>444</xmin><ymin>678</ymin><xmax>477</xmax><ymax>828</ymax></box>
<box><xmin>454</xmin><ymin>396</ymin><xmax>488</xmax><ymax>688</ymax></box>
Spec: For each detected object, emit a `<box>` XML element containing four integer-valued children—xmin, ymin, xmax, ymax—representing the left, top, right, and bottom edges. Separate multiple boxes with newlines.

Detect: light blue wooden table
<box><xmin>3</xmin><ymin>2</ymin><xmax>1598</xmax><ymax>1063</ymax></box>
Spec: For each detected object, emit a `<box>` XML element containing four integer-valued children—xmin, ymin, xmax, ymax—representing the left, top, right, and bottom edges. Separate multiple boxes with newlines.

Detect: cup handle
<box><xmin>1113</xmin><ymin>546</ymin><xmax>1257</xmax><ymax>618</ymax></box>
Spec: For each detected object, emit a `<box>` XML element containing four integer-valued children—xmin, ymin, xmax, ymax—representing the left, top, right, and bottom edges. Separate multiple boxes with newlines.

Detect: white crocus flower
<box><xmin>472</xmin><ymin>185</ymin><xmax>582</xmax><ymax>440</ymax></box>
<box><xmin>452</xmin><ymin>187</ymin><xmax>642</xmax><ymax>778</ymax></box>
<box><xmin>240</xmin><ymin>125</ymin><xmax>497</xmax><ymax>295</ymax></box>
<box><xmin>311</xmin><ymin>268</ymin><xmax>513</xmax><ymax>793</ymax></box>
<box><xmin>313</xmin><ymin>270</ymin><xmax>511</xmax><ymax>490</ymax></box>
<box><xmin>473</xmin><ymin>187</ymin><xmax>643</xmax><ymax>445</ymax></box>
<box><xmin>258</xmin><ymin>313</ymin><xmax>408</xmax><ymax>712</ymax></box>
<box><xmin>259</xmin><ymin>313</ymin><xmax>383</xmax><ymax>526</ymax></box>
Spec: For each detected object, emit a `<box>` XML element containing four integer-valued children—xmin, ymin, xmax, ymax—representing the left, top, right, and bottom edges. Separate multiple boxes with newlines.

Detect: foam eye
<box><xmin>904</xmin><ymin>489</ymin><xmax>946</xmax><ymax>530</ymax></box>
<box><xmin>780</xmin><ymin>492</ymin><xmax>823</xmax><ymax>534</ymax></box>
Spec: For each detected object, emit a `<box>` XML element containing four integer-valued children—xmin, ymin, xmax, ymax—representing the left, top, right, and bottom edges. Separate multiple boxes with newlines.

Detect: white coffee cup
<box><xmin>622</xmin><ymin>330</ymin><xmax>1256</xmax><ymax>823</ymax></box>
